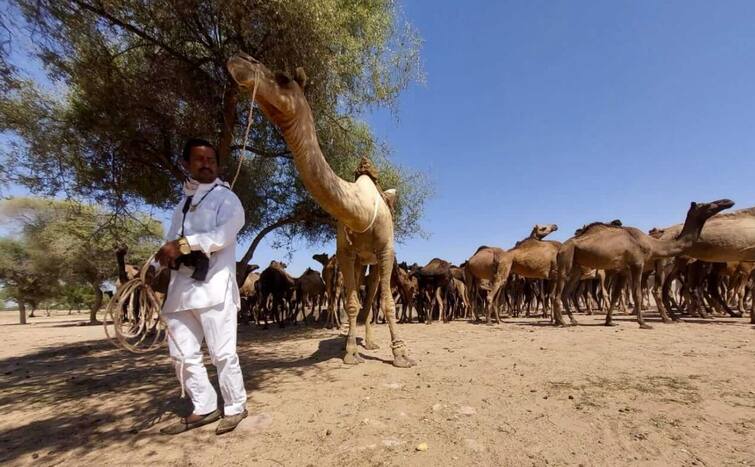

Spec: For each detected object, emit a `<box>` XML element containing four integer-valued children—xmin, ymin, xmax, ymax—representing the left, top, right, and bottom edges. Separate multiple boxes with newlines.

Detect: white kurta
<box><xmin>162</xmin><ymin>179</ymin><xmax>245</xmax><ymax>314</ymax></box>
<box><xmin>162</xmin><ymin>178</ymin><xmax>247</xmax><ymax>416</ymax></box>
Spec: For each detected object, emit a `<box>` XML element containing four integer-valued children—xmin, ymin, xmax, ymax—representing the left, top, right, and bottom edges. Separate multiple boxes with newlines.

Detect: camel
<box><xmin>412</xmin><ymin>258</ymin><xmax>453</xmax><ymax>323</ymax></box>
<box><xmin>313</xmin><ymin>253</ymin><xmax>344</xmax><ymax>329</ymax></box>
<box><xmin>258</xmin><ymin>261</ymin><xmax>296</xmax><ymax>327</ymax></box>
<box><xmin>507</xmin><ymin>224</ymin><xmax>560</xmax><ymax>315</ymax></box>
<box><xmin>238</xmin><ymin>264</ymin><xmax>260</xmax><ymax>324</ymax></box>
<box><xmin>464</xmin><ymin>225</ymin><xmax>559</xmax><ymax>323</ymax></box>
<box><xmin>294</xmin><ymin>268</ymin><xmax>326</xmax><ymax>323</ymax></box>
<box><xmin>652</xmin><ymin>206</ymin><xmax>755</xmax><ymax>322</ymax></box>
<box><xmin>115</xmin><ymin>246</ymin><xmax>139</xmax><ymax>286</ymax></box>
<box><xmin>393</xmin><ymin>261</ymin><xmax>418</xmax><ymax>323</ymax></box>
<box><xmin>228</xmin><ymin>55</ymin><xmax>414</xmax><ymax>367</ymax></box>
<box><xmin>465</xmin><ymin>246</ymin><xmax>510</xmax><ymax>323</ymax></box>
<box><xmin>552</xmin><ymin>199</ymin><xmax>735</xmax><ymax>328</ymax></box>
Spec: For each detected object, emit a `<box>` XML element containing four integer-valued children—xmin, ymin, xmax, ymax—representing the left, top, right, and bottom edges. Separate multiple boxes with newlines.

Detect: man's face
<box><xmin>183</xmin><ymin>146</ymin><xmax>218</xmax><ymax>183</ymax></box>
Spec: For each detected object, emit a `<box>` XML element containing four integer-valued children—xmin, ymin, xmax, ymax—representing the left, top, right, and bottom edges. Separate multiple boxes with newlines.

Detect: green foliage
<box><xmin>0</xmin><ymin>0</ymin><xmax>428</xmax><ymax>250</ymax></box>
<box><xmin>0</xmin><ymin>196</ymin><xmax>163</xmax><ymax>319</ymax></box>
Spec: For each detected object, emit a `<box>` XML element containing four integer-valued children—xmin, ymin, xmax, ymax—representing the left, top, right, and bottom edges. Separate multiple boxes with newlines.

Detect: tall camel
<box><xmin>552</xmin><ymin>199</ymin><xmax>735</xmax><ymax>328</ymax></box>
<box><xmin>228</xmin><ymin>54</ymin><xmax>414</xmax><ymax>367</ymax></box>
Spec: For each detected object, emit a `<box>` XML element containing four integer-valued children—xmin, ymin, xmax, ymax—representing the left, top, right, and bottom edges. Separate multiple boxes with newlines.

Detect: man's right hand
<box><xmin>155</xmin><ymin>240</ymin><xmax>182</xmax><ymax>267</ymax></box>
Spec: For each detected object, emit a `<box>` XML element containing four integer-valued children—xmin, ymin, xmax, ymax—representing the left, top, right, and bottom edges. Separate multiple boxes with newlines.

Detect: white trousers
<box><xmin>165</xmin><ymin>300</ymin><xmax>247</xmax><ymax>416</ymax></box>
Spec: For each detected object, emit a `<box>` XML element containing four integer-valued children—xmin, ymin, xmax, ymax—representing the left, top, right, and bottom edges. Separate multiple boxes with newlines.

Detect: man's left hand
<box><xmin>156</xmin><ymin>240</ymin><xmax>182</xmax><ymax>267</ymax></box>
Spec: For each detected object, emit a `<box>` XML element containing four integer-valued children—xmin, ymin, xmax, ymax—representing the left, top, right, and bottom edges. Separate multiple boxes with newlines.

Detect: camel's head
<box><xmin>312</xmin><ymin>253</ymin><xmax>329</xmax><ymax>266</ymax></box>
<box><xmin>270</xmin><ymin>260</ymin><xmax>288</xmax><ymax>269</ymax></box>
<box><xmin>687</xmin><ymin>199</ymin><xmax>735</xmax><ymax>223</ymax></box>
<box><xmin>532</xmin><ymin>224</ymin><xmax>558</xmax><ymax>239</ymax></box>
<box><xmin>227</xmin><ymin>53</ymin><xmax>308</xmax><ymax>128</ymax></box>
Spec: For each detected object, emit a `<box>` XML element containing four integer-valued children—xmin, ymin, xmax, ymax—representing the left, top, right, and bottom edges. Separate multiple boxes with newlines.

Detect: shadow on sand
<box><xmin>0</xmin><ymin>324</ymin><xmax>344</xmax><ymax>464</ymax></box>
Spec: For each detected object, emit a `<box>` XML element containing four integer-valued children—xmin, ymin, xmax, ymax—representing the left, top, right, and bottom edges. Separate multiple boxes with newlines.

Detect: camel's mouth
<box><xmin>227</xmin><ymin>54</ymin><xmax>267</xmax><ymax>89</ymax></box>
<box><xmin>711</xmin><ymin>199</ymin><xmax>735</xmax><ymax>211</ymax></box>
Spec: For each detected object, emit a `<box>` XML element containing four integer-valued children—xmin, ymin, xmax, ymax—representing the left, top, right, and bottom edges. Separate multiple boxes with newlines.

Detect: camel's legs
<box><xmin>486</xmin><ymin>261</ymin><xmax>512</xmax><ymax>324</ymax></box>
<box><xmin>605</xmin><ymin>273</ymin><xmax>626</xmax><ymax>326</ymax></box>
<box><xmin>436</xmin><ymin>287</ymin><xmax>446</xmax><ymax>323</ymax></box>
<box><xmin>363</xmin><ymin>266</ymin><xmax>380</xmax><ymax>350</ymax></box>
<box><xmin>338</xmin><ymin>251</ymin><xmax>363</xmax><ymax>365</ymax></box>
<box><xmin>377</xmin><ymin>248</ymin><xmax>415</xmax><ymax>367</ymax></box>
<box><xmin>629</xmin><ymin>265</ymin><xmax>651</xmax><ymax>329</ymax></box>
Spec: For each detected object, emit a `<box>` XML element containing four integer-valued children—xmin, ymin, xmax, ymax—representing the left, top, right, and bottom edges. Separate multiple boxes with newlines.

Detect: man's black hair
<box><xmin>182</xmin><ymin>138</ymin><xmax>218</xmax><ymax>162</ymax></box>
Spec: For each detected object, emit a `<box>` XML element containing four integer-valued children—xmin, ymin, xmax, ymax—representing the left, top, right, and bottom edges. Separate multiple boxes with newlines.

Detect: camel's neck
<box><xmin>279</xmin><ymin>103</ymin><xmax>371</xmax><ymax>228</ymax></box>
<box><xmin>650</xmin><ymin>213</ymin><xmax>703</xmax><ymax>258</ymax></box>
<box><xmin>116</xmin><ymin>252</ymin><xmax>127</xmax><ymax>284</ymax></box>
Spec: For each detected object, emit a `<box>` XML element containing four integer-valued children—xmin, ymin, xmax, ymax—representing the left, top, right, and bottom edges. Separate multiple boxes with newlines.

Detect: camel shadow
<box><xmin>0</xmin><ymin>325</ymin><xmax>348</xmax><ymax>464</ymax></box>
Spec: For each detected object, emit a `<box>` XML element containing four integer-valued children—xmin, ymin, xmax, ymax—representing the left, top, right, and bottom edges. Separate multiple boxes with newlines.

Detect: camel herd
<box><xmin>234</xmin><ymin>200</ymin><xmax>754</xmax><ymax>331</ymax></box>
<box><xmin>111</xmin><ymin>56</ymin><xmax>754</xmax><ymax>368</ymax></box>
<box><xmin>224</xmin><ymin>55</ymin><xmax>755</xmax><ymax>367</ymax></box>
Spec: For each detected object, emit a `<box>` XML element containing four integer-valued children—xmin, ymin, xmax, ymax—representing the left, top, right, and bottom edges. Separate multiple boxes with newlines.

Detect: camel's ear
<box><xmin>384</xmin><ymin>188</ymin><xmax>397</xmax><ymax>203</ymax></box>
<box><xmin>690</xmin><ymin>202</ymin><xmax>698</xmax><ymax>209</ymax></box>
<box><xmin>294</xmin><ymin>67</ymin><xmax>308</xmax><ymax>89</ymax></box>
<box><xmin>250</xmin><ymin>264</ymin><xmax>259</xmax><ymax>272</ymax></box>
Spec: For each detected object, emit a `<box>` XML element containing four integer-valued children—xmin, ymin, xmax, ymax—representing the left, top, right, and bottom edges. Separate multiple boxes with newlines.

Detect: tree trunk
<box><xmin>18</xmin><ymin>302</ymin><xmax>27</xmax><ymax>325</ymax></box>
<box><xmin>239</xmin><ymin>214</ymin><xmax>302</xmax><ymax>266</ymax></box>
<box><xmin>89</xmin><ymin>284</ymin><xmax>103</xmax><ymax>324</ymax></box>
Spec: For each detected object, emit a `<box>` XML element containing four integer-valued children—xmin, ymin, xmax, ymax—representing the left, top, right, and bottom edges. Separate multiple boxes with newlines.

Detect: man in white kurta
<box><xmin>156</xmin><ymin>138</ymin><xmax>247</xmax><ymax>435</ymax></box>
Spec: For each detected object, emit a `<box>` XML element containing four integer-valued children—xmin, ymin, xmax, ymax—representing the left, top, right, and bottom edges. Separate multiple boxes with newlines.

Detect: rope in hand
<box><xmin>103</xmin><ymin>254</ymin><xmax>187</xmax><ymax>398</ymax></box>
<box><xmin>230</xmin><ymin>68</ymin><xmax>260</xmax><ymax>190</ymax></box>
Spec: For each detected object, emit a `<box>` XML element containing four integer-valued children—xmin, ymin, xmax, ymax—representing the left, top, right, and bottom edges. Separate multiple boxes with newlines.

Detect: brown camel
<box><xmin>552</xmin><ymin>199</ymin><xmax>735</xmax><ymax>328</ymax></box>
<box><xmin>507</xmin><ymin>224</ymin><xmax>560</xmax><ymax>315</ymax></box>
<box><xmin>392</xmin><ymin>260</ymin><xmax>418</xmax><ymax>323</ymax></box>
<box><xmin>465</xmin><ymin>246</ymin><xmax>511</xmax><ymax>323</ymax></box>
<box><xmin>228</xmin><ymin>55</ymin><xmax>414</xmax><ymax>367</ymax></box>
<box><xmin>652</xmin><ymin>206</ymin><xmax>755</xmax><ymax>322</ymax></box>
<box><xmin>258</xmin><ymin>261</ymin><xmax>296</xmax><ymax>327</ymax></box>
<box><xmin>238</xmin><ymin>265</ymin><xmax>260</xmax><ymax>324</ymax></box>
<box><xmin>115</xmin><ymin>246</ymin><xmax>139</xmax><ymax>286</ymax></box>
<box><xmin>313</xmin><ymin>253</ymin><xmax>344</xmax><ymax>329</ymax></box>
<box><xmin>294</xmin><ymin>268</ymin><xmax>326</xmax><ymax>324</ymax></box>
<box><xmin>412</xmin><ymin>258</ymin><xmax>453</xmax><ymax>323</ymax></box>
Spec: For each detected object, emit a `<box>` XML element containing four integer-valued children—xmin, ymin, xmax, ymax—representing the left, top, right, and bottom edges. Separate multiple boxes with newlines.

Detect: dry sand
<box><xmin>0</xmin><ymin>309</ymin><xmax>753</xmax><ymax>466</ymax></box>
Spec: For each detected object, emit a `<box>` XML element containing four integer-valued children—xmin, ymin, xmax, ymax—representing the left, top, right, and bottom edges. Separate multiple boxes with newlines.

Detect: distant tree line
<box><xmin>0</xmin><ymin>197</ymin><xmax>163</xmax><ymax>324</ymax></box>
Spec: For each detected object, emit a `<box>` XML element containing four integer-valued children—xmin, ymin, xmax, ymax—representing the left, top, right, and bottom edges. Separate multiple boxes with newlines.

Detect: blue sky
<box><xmin>3</xmin><ymin>1</ymin><xmax>755</xmax><ymax>275</ymax></box>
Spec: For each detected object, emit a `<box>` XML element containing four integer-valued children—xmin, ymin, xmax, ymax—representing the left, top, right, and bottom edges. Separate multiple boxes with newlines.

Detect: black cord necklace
<box><xmin>180</xmin><ymin>184</ymin><xmax>219</xmax><ymax>237</ymax></box>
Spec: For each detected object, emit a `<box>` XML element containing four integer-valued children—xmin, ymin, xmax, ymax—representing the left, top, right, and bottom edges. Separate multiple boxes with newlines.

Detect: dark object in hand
<box><xmin>172</xmin><ymin>251</ymin><xmax>210</xmax><ymax>281</ymax></box>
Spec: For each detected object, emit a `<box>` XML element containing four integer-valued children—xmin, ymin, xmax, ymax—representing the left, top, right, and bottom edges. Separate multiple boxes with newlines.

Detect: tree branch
<box><xmin>69</xmin><ymin>0</ymin><xmax>207</xmax><ymax>72</ymax></box>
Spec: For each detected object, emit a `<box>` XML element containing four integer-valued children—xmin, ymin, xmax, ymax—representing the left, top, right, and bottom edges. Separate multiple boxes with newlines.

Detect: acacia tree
<box><xmin>0</xmin><ymin>197</ymin><xmax>163</xmax><ymax>323</ymax></box>
<box><xmin>1</xmin><ymin>0</ymin><xmax>428</xmax><ymax>257</ymax></box>
<box><xmin>0</xmin><ymin>237</ymin><xmax>60</xmax><ymax>324</ymax></box>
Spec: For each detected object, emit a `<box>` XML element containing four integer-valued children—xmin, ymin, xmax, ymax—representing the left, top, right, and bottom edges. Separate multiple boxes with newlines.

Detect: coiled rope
<box><xmin>103</xmin><ymin>255</ymin><xmax>187</xmax><ymax>397</ymax></box>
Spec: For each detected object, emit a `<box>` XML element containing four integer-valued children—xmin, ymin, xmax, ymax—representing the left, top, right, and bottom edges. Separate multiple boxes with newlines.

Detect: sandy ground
<box><xmin>0</xmin><ymin>309</ymin><xmax>753</xmax><ymax>466</ymax></box>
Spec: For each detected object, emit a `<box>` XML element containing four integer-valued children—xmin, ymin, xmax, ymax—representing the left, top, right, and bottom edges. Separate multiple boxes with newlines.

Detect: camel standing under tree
<box><xmin>551</xmin><ymin>199</ymin><xmax>735</xmax><ymax>328</ymax></box>
<box><xmin>228</xmin><ymin>54</ymin><xmax>414</xmax><ymax>367</ymax></box>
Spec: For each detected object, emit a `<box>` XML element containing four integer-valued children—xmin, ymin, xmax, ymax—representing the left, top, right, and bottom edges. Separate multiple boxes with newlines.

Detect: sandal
<box><xmin>160</xmin><ymin>409</ymin><xmax>221</xmax><ymax>435</ymax></box>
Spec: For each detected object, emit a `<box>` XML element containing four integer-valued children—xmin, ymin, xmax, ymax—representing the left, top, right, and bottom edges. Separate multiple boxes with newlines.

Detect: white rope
<box><xmin>103</xmin><ymin>254</ymin><xmax>187</xmax><ymax>398</ymax></box>
<box><xmin>353</xmin><ymin>190</ymin><xmax>380</xmax><ymax>234</ymax></box>
<box><xmin>230</xmin><ymin>69</ymin><xmax>260</xmax><ymax>190</ymax></box>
